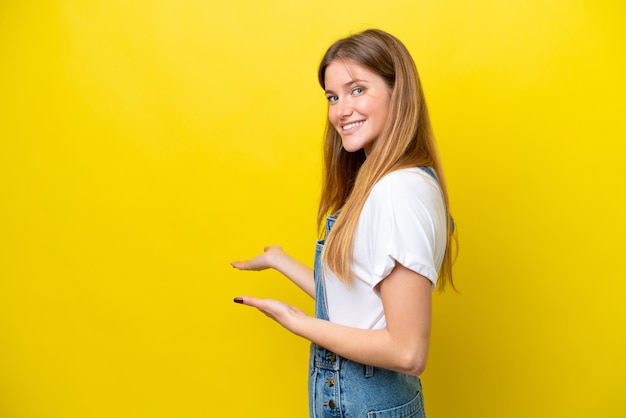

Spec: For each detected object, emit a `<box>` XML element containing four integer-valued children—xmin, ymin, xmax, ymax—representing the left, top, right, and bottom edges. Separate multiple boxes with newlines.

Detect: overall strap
<box><xmin>418</xmin><ymin>166</ymin><xmax>455</xmax><ymax>232</ymax></box>
<box><xmin>418</xmin><ymin>165</ymin><xmax>438</xmax><ymax>181</ymax></box>
<box><xmin>313</xmin><ymin>214</ymin><xmax>337</xmax><ymax>321</ymax></box>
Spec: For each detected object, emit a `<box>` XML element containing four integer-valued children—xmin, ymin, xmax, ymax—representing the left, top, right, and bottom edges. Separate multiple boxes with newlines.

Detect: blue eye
<box><xmin>352</xmin><ymin>87</ymin><xmax>364</xmax><ymax>95</ymax></box>
<box><xmin>327</xmin><ymin>95</ymin><xmax>338</xmax><ymax>103</ymax></box>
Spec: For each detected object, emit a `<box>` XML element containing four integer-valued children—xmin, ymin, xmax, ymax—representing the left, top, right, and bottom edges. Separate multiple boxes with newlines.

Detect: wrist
<box><xmin>270</xmin><ymin>248</ymin><xmax>289</xmax><ymax>272</ymax></box>
<box><xmin>289</xmin><ymin>312</ymin><xmax>313</xmax><ymax>338</ymax></box>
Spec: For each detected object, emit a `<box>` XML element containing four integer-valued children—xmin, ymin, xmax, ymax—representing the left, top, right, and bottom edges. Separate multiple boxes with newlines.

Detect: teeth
<box><xmin>342</xmin><ymin>121</ymin><xmax>364</xmax><ymax>131</ymax></box>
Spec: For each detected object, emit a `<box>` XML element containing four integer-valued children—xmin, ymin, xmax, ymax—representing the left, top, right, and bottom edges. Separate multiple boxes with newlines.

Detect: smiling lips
<box><xmin>341</xmin><ymin>120</ymin><xmax>365</xmax><ymax>132</ymax></box>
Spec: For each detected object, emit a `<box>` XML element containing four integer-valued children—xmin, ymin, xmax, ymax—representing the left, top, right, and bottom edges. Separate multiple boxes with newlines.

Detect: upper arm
<box><xmin>364</xmin><ymin>170</ymin><xmax>446</xmax><ymax>290</ymax></box>
<box><xmin>377</xmin><ymin>262</ymin><xmax>432</xmax><ymax>375</ymax></box>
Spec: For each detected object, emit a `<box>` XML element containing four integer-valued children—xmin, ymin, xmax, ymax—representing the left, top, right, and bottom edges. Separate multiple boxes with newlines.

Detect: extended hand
<box><xmin>231</xmin><ymin>246</ymin><xmax>285</xmax><ymax>271</ymax></box>
<box><xmin>233</xmin><ymin>296</ymin><xmax>307</xmax><ymax>333</ymax></box>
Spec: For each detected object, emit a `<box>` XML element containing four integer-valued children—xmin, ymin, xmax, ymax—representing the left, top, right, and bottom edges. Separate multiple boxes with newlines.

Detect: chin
<box><xmin>341</xmin><ymin>140</ymin><xmax>366</xmax><ymax>153</ymax></box>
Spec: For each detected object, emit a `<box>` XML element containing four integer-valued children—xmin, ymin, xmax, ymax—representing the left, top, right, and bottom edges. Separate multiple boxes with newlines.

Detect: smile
<box><xmin>342</xmin><ymin>121</ymin><xmax>364</xmax><ymax>131</ymax></box>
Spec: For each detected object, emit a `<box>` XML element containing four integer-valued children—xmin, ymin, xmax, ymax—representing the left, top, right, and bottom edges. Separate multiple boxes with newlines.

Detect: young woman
<box><xmin>232</xmin><ymin>29</ymin><xmax>455</xmax><ymax>418</ymax></box>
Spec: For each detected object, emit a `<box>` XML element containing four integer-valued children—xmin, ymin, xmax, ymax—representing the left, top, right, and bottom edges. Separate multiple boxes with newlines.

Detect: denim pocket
<box><xmin>367</xmin><ymin>391</ymin><xmax>425</xmax><ymax>418</ymax></box>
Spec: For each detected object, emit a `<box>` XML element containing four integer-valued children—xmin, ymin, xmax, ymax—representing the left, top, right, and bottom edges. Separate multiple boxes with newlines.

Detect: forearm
<box><xmin>295</xmin><ymin>265</ymin><xmax>431</xmax><ymax>375</ymax></box>
<box><xmin>273</xmin><ymin>253</ymin><xmax>315</xmax><ymax>298</ymax></box>
<box><xmin>292</xmin><ymin>316</ymin><xmax>429</xmax><ymax>376</ymax></box>
<box><xmin>234</xmin><ymin>261</ymin><xmax>431</xmax><ymax>375</ymax></box>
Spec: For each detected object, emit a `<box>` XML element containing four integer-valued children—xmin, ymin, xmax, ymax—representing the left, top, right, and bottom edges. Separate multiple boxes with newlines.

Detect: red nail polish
<box><xmin>233</xmin><ymin>297</ymin><xmax>243</xmax><ymax>304</ymax></box>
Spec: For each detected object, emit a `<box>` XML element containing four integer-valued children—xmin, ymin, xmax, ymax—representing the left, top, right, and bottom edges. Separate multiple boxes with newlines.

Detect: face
<box><xmin>324</xmin><ymin>60</ymin><xmax>392</xmax><ymax>155</ymax></box>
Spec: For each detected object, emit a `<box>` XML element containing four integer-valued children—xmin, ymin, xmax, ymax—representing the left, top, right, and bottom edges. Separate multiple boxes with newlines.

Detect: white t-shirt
<box><xmin>323</xmin><ymin>167</ymin><xmax>447</xmax><ymax>329</ymax></box>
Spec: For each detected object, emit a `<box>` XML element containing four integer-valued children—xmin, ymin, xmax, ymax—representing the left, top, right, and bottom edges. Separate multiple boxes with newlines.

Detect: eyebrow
<box><xmin>325</xmin><ymin>79</ymin><xmax>368</xmax><ymax>95</ymax></box>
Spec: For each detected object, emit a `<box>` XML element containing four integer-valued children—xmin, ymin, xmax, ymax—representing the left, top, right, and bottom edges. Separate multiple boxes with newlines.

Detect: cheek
<box><xmin>377</xmin><ymin>100</ymin><xmax>391</xmax><ymax>125</ymax></box>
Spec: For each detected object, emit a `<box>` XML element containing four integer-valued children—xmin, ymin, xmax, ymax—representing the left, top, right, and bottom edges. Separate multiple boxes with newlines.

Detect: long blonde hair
<box><xmin>317</xmin><ymin>29</ymin><xmax>456</xmax><ymax>291</ymax></box>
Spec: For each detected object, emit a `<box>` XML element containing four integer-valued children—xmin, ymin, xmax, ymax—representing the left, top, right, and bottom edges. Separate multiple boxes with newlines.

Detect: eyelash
<box><xmin>326</xmin><ymin>87</ymin><xmax>364</xmax><ymax>103</ymax></box>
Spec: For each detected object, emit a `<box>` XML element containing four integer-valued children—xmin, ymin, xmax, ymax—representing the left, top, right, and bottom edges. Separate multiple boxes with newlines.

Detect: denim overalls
<box><xmin>308</xmin><ymin>214</ymin><xmax>426</xmax><ymax>418</ymax></box>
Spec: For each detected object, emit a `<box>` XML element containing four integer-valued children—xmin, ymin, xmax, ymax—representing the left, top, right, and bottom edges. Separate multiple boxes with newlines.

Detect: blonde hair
<box><xmin>317</xmin><ymin>29</ymin><xmax>456</xmax><ymax>291</ymax></box>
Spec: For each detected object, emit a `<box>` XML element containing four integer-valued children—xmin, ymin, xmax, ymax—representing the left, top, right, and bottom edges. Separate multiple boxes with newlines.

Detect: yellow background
<box><xmin>1</xmin><ymin>1</ymin><xmax>625</xmax><ymax>417</ymax></box>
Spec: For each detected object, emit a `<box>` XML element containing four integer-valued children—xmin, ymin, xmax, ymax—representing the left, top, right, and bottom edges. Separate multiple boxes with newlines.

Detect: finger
<box><xmin>233</xmin><ymin>296</ymin><xmax>274</xmax><ymax>314</ymax></box>
<box><xmin>233</xmin><ymin>296</ymin><xmax>261</xmax><ymax>307</ymax></box>
<box><xmin>231</xmin><ymin>260</ymin><xmax>256</xmax><ymax>270</ymax></box>
<box><xmin>231</xmin><ymin>261</ymin><xmax>245</xmax><ymax>269</ymax></box>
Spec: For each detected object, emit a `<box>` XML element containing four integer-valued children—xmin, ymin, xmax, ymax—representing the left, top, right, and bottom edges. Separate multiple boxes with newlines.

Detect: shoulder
<box><xmin>357</xmin><ymin>167</ymin><xmax>447</xmax><ymax>287</ymax></box>
<box><xmin>369</xmin><ymin>168</ymin><xmax>442</xmax><ymax>203</ymax></box>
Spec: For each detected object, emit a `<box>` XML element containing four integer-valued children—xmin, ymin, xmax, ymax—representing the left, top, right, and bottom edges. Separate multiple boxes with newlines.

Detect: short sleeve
<box><xmin>354</xmin><ymin>169</ymin><xmax>447</xmax><ymax>289</ymax></box>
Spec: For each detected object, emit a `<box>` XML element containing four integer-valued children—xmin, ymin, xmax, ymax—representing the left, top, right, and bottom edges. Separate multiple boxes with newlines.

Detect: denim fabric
<box><xmin>308</xmin><ymin>214</ymin><xmax>426</xmax><ymax>418</ymax></box>
<box><xmin>418</xmin><ymin>166</ymin><xmax>455</xmax><ymax>232</ymax></box>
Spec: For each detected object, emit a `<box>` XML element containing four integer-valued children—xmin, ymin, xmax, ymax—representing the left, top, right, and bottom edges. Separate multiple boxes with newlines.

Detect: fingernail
<box><xmin>233</xmin><ymin>297</ymin><xmax>243</xmax><ymax>304</ymax></box>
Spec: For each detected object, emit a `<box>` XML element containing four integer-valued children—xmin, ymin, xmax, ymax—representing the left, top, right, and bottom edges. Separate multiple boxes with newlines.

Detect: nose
<box><xmin>335</xmin><ymin>97</ymin><xmax>353</xmax><ymax>119</ymax></box>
